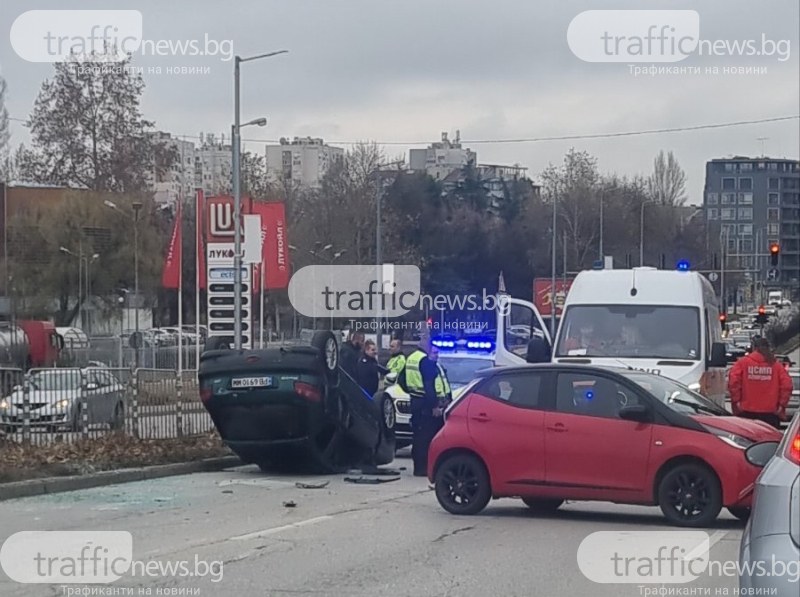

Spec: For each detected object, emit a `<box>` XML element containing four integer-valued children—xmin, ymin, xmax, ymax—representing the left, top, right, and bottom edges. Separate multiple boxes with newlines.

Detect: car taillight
<box><xmin>294</xmin><ymin>381</ymin><xmax>322</xmax><ymax>402</ymax></box>
<box><xmin>199</xmin><ymin>387</ymin><xmax>212</xmax><ymax>403</ymax></box>
<box><xmin>787</xmin><ymin>431</ymin><xmax>800</xmax><ymax>465</ymax></box>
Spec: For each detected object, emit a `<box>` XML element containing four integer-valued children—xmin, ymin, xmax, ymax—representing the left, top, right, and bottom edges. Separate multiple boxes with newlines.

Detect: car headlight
<box><xmin>55</xmin><ymin>399</ymin><xmax>71</xmax><ymax>410</ymax></box>
<box><xmin>703</xmin><ymin>425</ymin><xmax>753</xmax><ymax>450</ymax></box>
<box><xmin>687</xmin><ymin>382</ymin><xmax>701</xmax><ymax>392</ymax></box>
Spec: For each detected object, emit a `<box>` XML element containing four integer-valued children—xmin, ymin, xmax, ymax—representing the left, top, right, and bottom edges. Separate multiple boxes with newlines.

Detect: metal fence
<box><xmin>0</xmin><ymin>366</ymin><xmax>212</xmax><ymax>446</ymax></box>
<box><xmin>59</xmin><ymin>334</ymin><xmax>307</xmax><ymax>370</ymax></box>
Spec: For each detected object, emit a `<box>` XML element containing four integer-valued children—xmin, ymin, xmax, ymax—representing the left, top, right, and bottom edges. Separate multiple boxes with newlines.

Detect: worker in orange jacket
<box><xmin>728</xmin><ymin>337</ymin><xmax>792</xmax><ymax>429</ymax></box>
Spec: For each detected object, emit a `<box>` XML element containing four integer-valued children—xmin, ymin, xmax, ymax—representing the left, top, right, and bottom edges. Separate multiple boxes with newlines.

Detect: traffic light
<box><xmin>770</xmin><ymin>243</ymin><xmax>780</xmax><ymax>266</ymax></box>
<box><xmin>755</xmin><ymin>305</ymin><xmax>769</xmax><ymax>325</ymax></box>
<box><xmin>718</xmin><ymin>313</ymin><xmax>727</xmax><ymax>330</ymax></box>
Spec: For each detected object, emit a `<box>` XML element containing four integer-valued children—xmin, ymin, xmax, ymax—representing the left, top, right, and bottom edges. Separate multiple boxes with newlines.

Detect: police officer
<box><xmin>429</xmin><ymin>345</ymin><xmax>453</xmax><ymax>410</ymax></box>
<box><xmin>386</xmin><ymin>339</ymin><xmax>406</xmax><ymax>375</ymax></box>
<box><xmin>400</xmin><ymin>338</ymin><xmax>450</xmax><ymax>476</ymax></box>
<box><xmin>340</xmin><ymin>330</ymin><xmax>364</xmax><ymax>379</ymax></box>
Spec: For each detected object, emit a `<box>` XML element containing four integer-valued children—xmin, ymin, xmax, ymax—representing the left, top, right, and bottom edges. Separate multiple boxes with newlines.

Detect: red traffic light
<box><xmin>758</xmin><ymin>305</ymin><xmax>766</xmax><ymax>315</ymax></box>
<box><xmin>770</xmin><ymin>243</ymin><xmax>780</xmax><ymax>255</ymax></box>
<box><xmin>719</xmin><ymin>314</ymin><xmax>727</xmax><ymax>322</ymax></box>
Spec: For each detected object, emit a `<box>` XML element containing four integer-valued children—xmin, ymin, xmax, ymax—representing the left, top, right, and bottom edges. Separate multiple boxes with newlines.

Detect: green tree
<box><xmin>7</xmin><ymin>191</ymin><xmax>165</xmax><ymax>325</ymax></box>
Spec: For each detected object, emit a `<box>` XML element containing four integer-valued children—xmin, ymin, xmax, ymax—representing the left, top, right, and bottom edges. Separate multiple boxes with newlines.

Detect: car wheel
<box><xmin>727</xmin><ymin>506</ymin><xmax>750</xmax><ymax>522</ymax></box>
<box><xmin>312</xmin><ymin>331</ymin><xmax>339</xmax><ymax>385</ymax></box>
<box><xmin>522</xmin><ymin>497</ymin><xmax>564</xmax><ymax>513</ymax></box>
<box><xmin>657</xmin><ymin>463</ymin><xmax>722</xmax><ymax>527</ymax></box>
<box><xmin>110</xmin><ymin>402</ymin><xmax>125</xmax><ymax>431</ymax></box>
<box><xmin>434</xmin><ymin>453</ymin><xmax>491</xmax><ymax>516</ymax></box>
<box><xmin>381</xmin><ymin>395</ymin><xmax>396</xmax><ymax>431</ymax></box>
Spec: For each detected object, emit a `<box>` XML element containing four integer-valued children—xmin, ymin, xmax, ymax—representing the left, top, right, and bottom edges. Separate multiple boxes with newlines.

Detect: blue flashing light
<box><xmin>432</xmin><ymin>338</ymin><xmax>456</xmax><ymax>349</ymax></box>
<box><xmin>585</xmin><ymin>390</ymin><xmax>594</xmax><ymax>401</ymax></box>
<box><xmin>465</xmin><ymin>339</ymin><xmax>494</xmax><ymax>351</ymax></box>
<box><xmin>676</xmin><ymin>259</ymin><xmax>691</xmax><ymax>272</ymax></box>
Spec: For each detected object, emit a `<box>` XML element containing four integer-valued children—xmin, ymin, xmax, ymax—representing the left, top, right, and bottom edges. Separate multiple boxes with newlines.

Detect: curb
<box><xmin>0</xmin><ymin>455</ymin><xmax>242</xmax><ymax>501</ymax></box>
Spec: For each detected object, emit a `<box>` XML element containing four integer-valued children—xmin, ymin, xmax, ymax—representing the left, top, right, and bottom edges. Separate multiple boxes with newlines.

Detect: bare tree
<box><xmin>648</xmin><ymin>150</ymin><xmax>687</xmax><ymax>206</ymax></box>
<box><xmin>15</xmin><ymin>56</ymin><xmax>175</xmax><ymax>192</ymax></box>
<box><xmin>0</xmin><ymin>76</ymin><xmax>9</xmax><ymax>179</ymax></box>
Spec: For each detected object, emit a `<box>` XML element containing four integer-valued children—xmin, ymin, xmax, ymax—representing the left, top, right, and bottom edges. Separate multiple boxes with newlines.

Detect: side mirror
<box><xmin>709</xmin><ymin>342</ymin><xmax>728</xmax><ymax>368</ymax></box>
<box><xmin>745</xmin><ymin>441</ymin><xmax>779</xmax><ymax>467</ymax></box>
<box><xmin>385</xmin><ymin>372</ymin><xmax>398</xmax><ymax>385</ymax></box>
<box><xmin>619</xmin><ymin>404</ymin><xmax>652</xmax><ymax>423</ymax></box>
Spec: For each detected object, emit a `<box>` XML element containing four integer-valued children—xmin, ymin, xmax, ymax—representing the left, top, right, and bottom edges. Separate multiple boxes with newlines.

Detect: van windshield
<box><xmin>555</xmin><ymin>305</ymin><xmax>701</xmax><ymax>360</ymax></box>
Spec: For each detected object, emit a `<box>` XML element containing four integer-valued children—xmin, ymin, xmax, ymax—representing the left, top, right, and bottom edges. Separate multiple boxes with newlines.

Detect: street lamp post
<box><xmin>105</xmin><ymin>200</ymin><xmax>143</xmax><ymax>366</ymax></box>
<box><xmin>59</xmin><ymin>246</ymin><xmax>83</xmax><ymax>327</ymax></box>
<box><xmin>550</xmin><ymin>190</ymin><xmax>557</xmax><ymax>340</ymax></box>
<box><xmin>232</xmin><ymin>50</ymin><xmax>287</xmax><ymax>350</ymax></box>
<box><xmin>640</xmin><ymin>200</ymin><xmax>655</xmax><ymax>266</ymax></box>
<box><xmin>373</xmin><ymin>160</ymin><xmax>403</xmax><ymax>354</ymax></box>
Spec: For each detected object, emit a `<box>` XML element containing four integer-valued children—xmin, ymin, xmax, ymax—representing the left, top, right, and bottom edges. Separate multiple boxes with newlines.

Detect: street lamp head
<box><xmin>288</xmin><ymin>245</ymin><xmax>297</xmax><ymax>251</ymax></box>
<box><xmin>322</xmin><ymin>244</ymin><xmax>333</xmax><ymax>251</ymax></box>
<box><xmin>253</xmin><ymin>118</ymin><xmax>267</xmax><ymax>127</ymax></box>
<box><xmin>103</xmin><ymin>200</ymin><xmax>118</xmax><ymax>210</ymax></box>
<box><xmin>59</xmin><ymin>246</ymin><xmax>72</xmax><ymax>255</ymax></box>
<box><xmin>91</xmin><ymin>253</ymin><xmax>100</xmax><ymax>261</ymax></box>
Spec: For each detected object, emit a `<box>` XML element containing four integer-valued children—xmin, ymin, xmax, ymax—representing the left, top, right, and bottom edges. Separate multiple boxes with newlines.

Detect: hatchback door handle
<box><xmin>547</xmin><ymin>423</ymin><xmax>567</xmax><ymax>432</ymax></box>
<box><xmin>471</xmin><ymin>413</ymin><xmax>491</xmax><ymax>422</ymax></box>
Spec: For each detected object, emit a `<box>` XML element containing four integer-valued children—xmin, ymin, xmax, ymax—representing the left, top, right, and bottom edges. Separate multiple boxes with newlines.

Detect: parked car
<box><xmin>0</xmin><ymin>368</ymin><xmax>126</xmax><ymax>432</ymax></box>
<box><xmin>429</xmin><ymin>364</ymin><xmax>781</xmax><ymax>526</ymax></box>
<box><xmin>199</xmin><ymin>331</ymin><xmax>395</xmax><ymax>473</ymax></box>
<box><xmin>738</xmin><ymin>412</ymin><xmax>799</xmax><ymax>596</ymax></box>
<box><xmin>787</xmin><ymin>369</ymin><xmax>799</xmax><ymax>421</ymax></box>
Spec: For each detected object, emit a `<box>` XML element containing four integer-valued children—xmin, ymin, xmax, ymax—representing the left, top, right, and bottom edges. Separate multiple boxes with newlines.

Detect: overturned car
<box><xmin>198</xmin><ymin>332</ymin><xmax>396</xmax><ymax>473</ymax></box>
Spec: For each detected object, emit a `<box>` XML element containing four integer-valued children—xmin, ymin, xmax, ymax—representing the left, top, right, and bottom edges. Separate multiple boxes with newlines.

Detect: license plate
<box><xmin>231</xmin><ymin>376</ymin><xmax>272</xmax><ymax>389</ymax></box>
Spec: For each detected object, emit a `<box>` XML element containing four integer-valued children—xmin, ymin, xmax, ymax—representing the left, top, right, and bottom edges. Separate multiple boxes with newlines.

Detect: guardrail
<box><xmin>0</xmin><ymin>367</ymin><xmax>211</xmax><ymax>446</ymax></box>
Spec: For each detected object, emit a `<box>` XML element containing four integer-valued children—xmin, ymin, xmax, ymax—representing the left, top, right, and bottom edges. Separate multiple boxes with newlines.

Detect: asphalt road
<box><xmin>0</xmin><ymin>452</ymin><xmax>745</xmax><ymax>597</ymax></box>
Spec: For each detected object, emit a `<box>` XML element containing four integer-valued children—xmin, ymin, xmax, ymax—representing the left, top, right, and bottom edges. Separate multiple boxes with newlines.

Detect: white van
<box><xmin>550</xmin><ymin>268</ymin><xmax>728</xmax><ymax>405</ymax></box>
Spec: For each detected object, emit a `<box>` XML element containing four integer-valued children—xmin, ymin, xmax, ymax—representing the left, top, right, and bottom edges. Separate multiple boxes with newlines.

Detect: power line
<box><xmin>9</xmin><ymin>114</ymin><xmax>799</xmax><ymax>146</ymax></box>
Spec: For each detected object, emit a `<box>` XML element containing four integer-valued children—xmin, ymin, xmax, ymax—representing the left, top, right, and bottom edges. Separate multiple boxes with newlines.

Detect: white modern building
<box><xmin>265</xmin><ymin>137</ymin><xmax>344</xmax><ymax>188</ymax></box>
<box><xmin>151</xmin><ymin>132</ymin><xmax>198</xmax><ymax>205</ymax></box>
<box><xmin>409</xmin><ymin>131</ymin><xmax>477</xmax><ymax>181</ymax></box>
<box><xmin>197</xmin><ymin>133</ymin><xmax>233</xmax><ymax>195</ymax></box>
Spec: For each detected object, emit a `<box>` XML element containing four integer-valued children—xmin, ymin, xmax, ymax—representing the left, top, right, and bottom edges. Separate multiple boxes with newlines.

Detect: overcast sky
<box><xmin>1</xmin><ymin>0</ymin><xmax>798</xmax><ymax>203</ymax></box>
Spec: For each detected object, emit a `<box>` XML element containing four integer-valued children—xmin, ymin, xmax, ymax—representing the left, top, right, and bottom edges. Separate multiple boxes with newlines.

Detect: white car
<box><xmin>0</xmin><ymin>368</ymin><xmax>126</xmax><ymax>432</ymax></box>
<box><xmin>383</xmin><ymin>348</ymin><xmax>495</xmax><ymax>449</ymax></box>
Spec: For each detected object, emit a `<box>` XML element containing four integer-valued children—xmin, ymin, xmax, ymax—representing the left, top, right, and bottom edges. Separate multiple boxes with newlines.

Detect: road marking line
<box><xmin>682</xmin><ymin>530</ymin><xmax>729</xmax><ymax>562</ymax></box>
<box><xmin>228</xmin><ymin>515</ymin><xmax>333</xmax><ymax>542</ymax></box>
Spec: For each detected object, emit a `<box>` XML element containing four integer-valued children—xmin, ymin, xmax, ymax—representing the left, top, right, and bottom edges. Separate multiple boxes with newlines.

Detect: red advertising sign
<box><xmin>250</xmin><ymin>201</ymin><xmax>291</xmax><ymax>290</ymax></box>
<box><xmin>533</xmin><ymin>278</ymin><xmax>573</xmax><ymax>316</ymax></box>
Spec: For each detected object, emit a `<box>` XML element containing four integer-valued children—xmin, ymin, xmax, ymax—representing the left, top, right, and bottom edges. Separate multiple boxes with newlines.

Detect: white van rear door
<box><xmin>494</xmin><ymin>295</ymin><xmax>552</xmax><ymax>366</ymax></box>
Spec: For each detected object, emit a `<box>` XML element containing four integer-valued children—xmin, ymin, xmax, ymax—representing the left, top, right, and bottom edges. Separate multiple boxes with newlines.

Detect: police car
<box><xmin>383</xmin><ymin>338</ymin><xmax>496</xmax><ymax>449</ymax></box>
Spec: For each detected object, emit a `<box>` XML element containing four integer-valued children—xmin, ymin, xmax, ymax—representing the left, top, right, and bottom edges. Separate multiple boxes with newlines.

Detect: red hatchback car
<box><xmin>429</xmin><ymin>365</ymin><xmax>783</xmax><ymax>527</ymax></box>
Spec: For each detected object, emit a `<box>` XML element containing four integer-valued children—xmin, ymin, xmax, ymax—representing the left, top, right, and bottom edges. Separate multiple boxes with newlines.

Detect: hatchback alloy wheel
<box><xmin>434</xmin><ymin>454</ymin><xmax>491</xmax><ymax>515</ymax></box>
<box><xmin>658</xmin><ymin>464</ymin><xmax>722</xmax><ymax>527</ymax></box>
